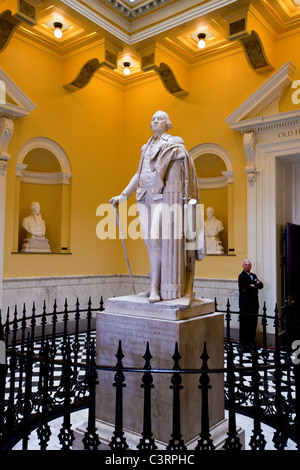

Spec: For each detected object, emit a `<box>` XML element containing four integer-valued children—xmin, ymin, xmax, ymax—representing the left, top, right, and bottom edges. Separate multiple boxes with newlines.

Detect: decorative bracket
<box><xmin>63</xmin><ymin>58</ymin><xmax>103</xmax><ymax>92</ymax></box>
<box><xmin>224</xmin><ymin>6</ymin><xmax>274</xmax><ymax>74</ymax></box>
<box><xmin>0</xmin><ymin>10</ymin><xmax>21</xmax><ymax>53</ymax></box>
<box><xmin>139</xmin><ymin>44</ymin><xmax>189</xmax><ymax>98</ymax></box>
<box><xmin>243</xmin><ymin>132</ymin><xmax>257</xmax><ymax>185</ymax></box>
<box><xmin>0</xmin><ymin>1</ymin><xmax>42</xmax><ymax>53</ymax></box>
<box><xmin>63</xmin><ymin>39</ymin><xmax>121</xmax><ymax>92</ymax></box>
<box><xmin>0</xmin><ymin>117</ymin><xmax>14</xmax><ymax>161</ymax></box>
<box><xmin>239</xmin><ymin>31</ymin><xmax>274</xmax><ymax>74</ymax></box>
<box><xmin>154</xmin><ymin>63</ymin><xmax>188</xmax><ymax>98</ymax></box>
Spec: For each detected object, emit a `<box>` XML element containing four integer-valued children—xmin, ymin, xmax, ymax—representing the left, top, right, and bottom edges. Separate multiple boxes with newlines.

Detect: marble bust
<box><xmin>21</xmin><ymin>202</ymin><xmax>51</xmax><ymax>253</ymax></box>
<box><xmin>110</xmin><ymin>110</ymin><xmax>205</xmax><ymax>303</ymax></box>
<box><xmin>204</xmin><ymin>206</ymin><xmax>224</xmax><ymax>254</ymax></box>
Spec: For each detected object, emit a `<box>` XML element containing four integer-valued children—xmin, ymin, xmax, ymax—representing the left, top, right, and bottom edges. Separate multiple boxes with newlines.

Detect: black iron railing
<box><xmin>0</xmin><ymin>296</ymin><xmax>299</xmax><ymax>451</ymax></box>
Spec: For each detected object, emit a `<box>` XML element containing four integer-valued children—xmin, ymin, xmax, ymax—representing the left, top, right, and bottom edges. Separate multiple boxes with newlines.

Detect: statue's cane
<box><xmin>186</xmin><ymin>198</ymin><xmax>197</xmax><ymax>306</ymax></box>
<box><xmin>111</xmin><ymin>203</ymin><xmax>136</xmax><ymax>295</ymax></box>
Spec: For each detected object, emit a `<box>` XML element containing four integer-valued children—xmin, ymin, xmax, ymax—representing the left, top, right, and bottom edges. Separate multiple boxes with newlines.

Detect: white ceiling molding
<box><xmin>60</xmin><ymin>0</ymin><xmax>239</xmax><ymax>44</ymax></box>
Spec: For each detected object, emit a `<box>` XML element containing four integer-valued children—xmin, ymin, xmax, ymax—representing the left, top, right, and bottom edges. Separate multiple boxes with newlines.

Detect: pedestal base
<box><xmin>73</xmin><ymin>416</ymin><xmax>245</xmax><ymax>450</ymax></box>
<box><xmin>96</xmin><ymin>295</ymin><xmax>225</xmax><ymax>445</ymax></box>
<box><xmin>21</xmin><ymin>237</ymin><xmax>51</xmax><ymax>253</ymax></box>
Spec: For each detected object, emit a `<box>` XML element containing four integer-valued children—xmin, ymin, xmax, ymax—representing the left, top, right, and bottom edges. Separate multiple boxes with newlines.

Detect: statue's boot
<box><xmin>149</xmin><ymin>245</ymin><xmax>161</xmax><ymax>303</ymax></box>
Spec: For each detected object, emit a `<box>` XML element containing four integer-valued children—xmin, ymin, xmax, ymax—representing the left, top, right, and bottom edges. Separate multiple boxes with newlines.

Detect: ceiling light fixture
<box><xmin>197</xmin><ymin>33</ymin><xmax>206</xmax><ymax>49</ymax></box>
<box><xmin>123</xmin><ymin>62</ymin><xmax>131</xmax><ymax>75</ymax></box>
<box><xmin>53</xmin><ymin>22</ymin><xmax>63</xmax><ymax>39</ymax></box>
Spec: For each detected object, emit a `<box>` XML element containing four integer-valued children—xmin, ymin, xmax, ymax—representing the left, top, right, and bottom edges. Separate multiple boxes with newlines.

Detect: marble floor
<box><xmin>12</xmin><ymin>408</ymin><xmax>297</xmax><ymax>451</ymax></box>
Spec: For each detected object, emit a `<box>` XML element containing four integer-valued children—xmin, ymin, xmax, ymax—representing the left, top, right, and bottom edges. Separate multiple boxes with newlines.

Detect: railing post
<box><xmin>166</xmin><ymin>342</ymin><xmax>186</xmax><ymax>451</ymax></box>
<box><xmin>72</xmin><ymin>297</ymin><xmax>81</xmax><ymax>381</ymax></box>
<box><xmin>58</xmin><ymin>337</ymin><xmax>75</xmax><ymax>450</ymax></box>
<box><xmin>85</xmin><ymin>297</ymin><xmax>93</xmax><ymax>365</ymax></box>
<box><xmin>30</xmin><ymin>302</ymin><xmax>36</xmax><ymax>352</ymax></box>
<box><xmin>294</xmin><ymin>358</ymin><xmax>300</xmax><ymax>450</ymax></box>
<box><xmin>195</xmin><ymin>342</ymin><xmax>215</xmax><ymax>451</ymax></box>
<box><xmin>0</xmin><ymin>311</ymin><xmax>8</xmax><ymax>449</ymax></box>
<box><xmin>137</xmin><ymin>342</ymin><xmax>157</xmax><ymax>451</ymax></box>
<box><xmin>272</xmin><ymin>306</ymin><xmax>288</xmax><ymax>450</ymax></box>
<box><xmin>109</xmin><ymin>341</ymin><xmax>128</xmax><ymax>450</ymax></box>
<box><xmin>63</xmin><ymin>298</ymin><xmax>69</xmax><ymax>344</ymax></box>
<box><xmin>82</xmin><ymin>340</ymin><xmax>101</xmax><ymax>450</ymax></box>
<box><xmin>5</xmin><ymin>311</ymin><xmax>18</xmax><ymax>450</ymax></box>
<box><xmin>49</xmin><ymin>300</ymin><xmax>58</xmax><ymax>389</ymax></box>
<box><xmin>225</xmin><ymin>299</ymin><xmax>231</xmax><ymax>348</ymax></box>
<box><xmin>249</xmin><ymin>343</ymin><xmax>266</xmax><ymax>450</ymax></box>
<box><xmin>261</xmin><ymin>302</ymin><xmax>269</xmax><ymax>393</ymax></box>
<box><xmin>4</xmin><ymin>308</ymin><xmax>10</xmax><ymax>347</ymax></box>
<box><xmin>21</xmin><ymin>335</ymin><xmax>33</xmax><ymax>450</ymax></box>
<box><xmin>37</xmin><ymin>338</ymin><xmax>52</xmax><ymax>450</ymax></box>
<box><xmin>223</xmin><ymin>341</ymin><xmax>242</xmax><ymax>450</ymax></box>
<box><xmin>16</xmin><ymin>305</ymin><xmax>27</xmax><ymax>405</ymax></box>
<box><xmin>40</xmin><ymin>300</ymin><xmax>47</xmax><ymax>354</ymax></box>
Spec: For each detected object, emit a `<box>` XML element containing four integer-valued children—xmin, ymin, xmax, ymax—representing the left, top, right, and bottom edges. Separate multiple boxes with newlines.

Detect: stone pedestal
<box><xmin>96</xmin><ymin>295</ymin><xmax>225</xmax><ymax>446</ymax></box>
<box><xmin>21</xmin><ymin>237</ymin><xmax>51</xmax><ymax>253</ymax></box>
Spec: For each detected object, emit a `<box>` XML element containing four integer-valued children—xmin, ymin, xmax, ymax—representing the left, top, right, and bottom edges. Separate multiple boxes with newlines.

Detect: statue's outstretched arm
<box><xmin>110</xmin><ymin>172</ymin><xmax>138</xmax><ymax>206</ymax></box>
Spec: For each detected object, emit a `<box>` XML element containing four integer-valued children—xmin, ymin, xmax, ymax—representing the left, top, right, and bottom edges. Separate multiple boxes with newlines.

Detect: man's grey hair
<box><xmin>242</xmin><ymin>259</ymin><xmax>252</xmax><ymax>264</ymax></box>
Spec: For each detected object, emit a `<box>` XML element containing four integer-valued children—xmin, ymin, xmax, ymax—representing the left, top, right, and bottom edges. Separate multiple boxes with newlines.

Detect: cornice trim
<box><xmin>0</xmin><ymin>67</ymin><xmax>36</xmax><ymax>119</ymax></box>
<box><xmin>228</xmin><ymin>109</ymin><xmax>300</xmax><ymax>134</ymax></box>
<box><xmin>225</xmin><ymin>61</ymin><xmax>297</xmax><ymax>127</ymax></box>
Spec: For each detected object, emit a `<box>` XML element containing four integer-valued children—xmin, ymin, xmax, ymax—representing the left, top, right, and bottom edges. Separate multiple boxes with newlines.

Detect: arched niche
<box><xmin>189</xmin><ymin>143</ymin><xmax>234</xmax><ymax>254</ymax></box>
<box><xmin>14</xmin><ymin>137</ymin><xmax>72</xmax><ymax>253</ymax></box>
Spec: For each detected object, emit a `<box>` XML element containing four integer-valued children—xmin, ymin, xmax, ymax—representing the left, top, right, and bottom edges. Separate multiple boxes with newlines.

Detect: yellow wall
<box><xmin>1</xmin><ymin>25</ymin><xmax>300</xmax><ymax>281</ymax></box>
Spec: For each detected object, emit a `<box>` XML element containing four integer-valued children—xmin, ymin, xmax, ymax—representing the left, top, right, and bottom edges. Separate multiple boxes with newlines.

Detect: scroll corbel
<box><xmin>243</xmin><ymin>132</ymin><xmax>257</xmax><ymax>186</ymax></box>
<box><xmin>154</xmin><ymin>63</ymin><xmax>189</xmax><ymax>98</ymax></box>
<box><xmin>63</xmin><ymin>58</ymin><xmax>103</xmax><ymax>92</ymax></box>
<box><xmin>0</xmin><ymin>116</ymin><xmax>14</xmax><ymax>161</ymax></box>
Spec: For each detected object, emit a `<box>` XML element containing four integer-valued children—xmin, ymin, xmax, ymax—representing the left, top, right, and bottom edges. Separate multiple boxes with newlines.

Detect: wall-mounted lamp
<box><xmin>197</xmin><ymin>33</ymin><xmax>206</xmax><ymax>49</ymax></box>
<box><xmin>123</xmin><ymin>62</ymin><xmax>131</xmax><ymax>75</ymax></box>
<box><xmin>53</xmin><ymin>22</ymin><xmax>63</xmax><ymax>39</ymax></box>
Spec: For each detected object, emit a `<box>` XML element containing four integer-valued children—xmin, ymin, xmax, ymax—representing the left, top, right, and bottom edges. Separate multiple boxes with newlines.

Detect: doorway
<box><xmin>276</xmin><ymin>154</ymin><xmax>300</xmax><ymax>344</ymax></box>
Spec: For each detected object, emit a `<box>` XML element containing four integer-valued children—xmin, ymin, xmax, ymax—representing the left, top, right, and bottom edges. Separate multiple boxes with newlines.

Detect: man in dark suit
<box><xmin>238</xmin><ymin>259</ymin><xmax>264</xmax><ymax>349</ymax></box>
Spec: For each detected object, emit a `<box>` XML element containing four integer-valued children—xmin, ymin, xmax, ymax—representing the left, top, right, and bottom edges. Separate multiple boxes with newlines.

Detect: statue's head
<box><xmin>31</xmin><ymin>201</ymin><xmax>40</xmax><ymax>214</ymax></box>
<box><xmin>206</xmin><ymin>207</ymin><xmax>214</xmax><ymax>218</ymax></box>
<box><xmin>150</xmin><ymin>110</ymin><xmax>172</xmax><ymax>133</ymax></box>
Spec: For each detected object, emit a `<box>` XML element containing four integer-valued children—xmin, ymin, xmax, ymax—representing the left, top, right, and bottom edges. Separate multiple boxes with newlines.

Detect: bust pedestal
<box><xmin>205</xmin><ymin>237</ymin><xmax>224</xmax><ymax>254</ymax></box>
<box><xmin>94</xmin><ymin>294</ymin><xmax>232</xmax><ymax>447</ymax></box>
<box><xmin>21</xmin><ymin>237</ymin><xmax>51</xmax><ymax>253</ymax></box>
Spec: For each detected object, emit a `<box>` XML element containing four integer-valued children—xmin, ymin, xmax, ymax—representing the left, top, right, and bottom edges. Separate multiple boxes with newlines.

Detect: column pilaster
<box><xmin>0</xmin><ymin>116</ymin><xmax>14</xmax><ymax>310</ymax></box>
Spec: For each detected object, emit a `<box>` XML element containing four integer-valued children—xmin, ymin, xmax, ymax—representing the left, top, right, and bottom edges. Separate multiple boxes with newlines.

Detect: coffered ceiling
<box><xmin>1</xmin><ymin>0</ymin><xmax>300</xmax><ymax>90</ymax></box>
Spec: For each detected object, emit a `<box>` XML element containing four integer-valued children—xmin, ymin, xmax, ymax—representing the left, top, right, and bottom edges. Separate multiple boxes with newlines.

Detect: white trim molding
<box><xmin>190</xmin><ymin>142</ymin><xmax>234</xmax><ymax>172</ymax></box>
<box><xmin>0</xmin><ymin>67</ymin><xmax>36</xmax><ymax>120</ymax></box>
<box><xmin>190</xmin><ymin>142</ymin><xmax>234</xmax><ymax>189</ymax></box>
<box><xmin>16</xmin><ymin>137</ymin><xmax>72</xmax><ymax>175</ymax></box>
<box><xmin>225</xmin><ymin>61</ymin><xmax>297</xmax><ymax>132</ymax></box>
<box><xmin>20</xmin><ymin>170</ymin><xmax>72</xmax><ymax>185</ymax></box>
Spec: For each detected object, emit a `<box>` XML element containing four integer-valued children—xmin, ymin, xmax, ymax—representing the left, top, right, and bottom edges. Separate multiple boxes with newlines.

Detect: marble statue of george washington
<box><xmin>110</xmin><ymin>110</ymin><xmax>205</xmax><ymax>303</ymax></box>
